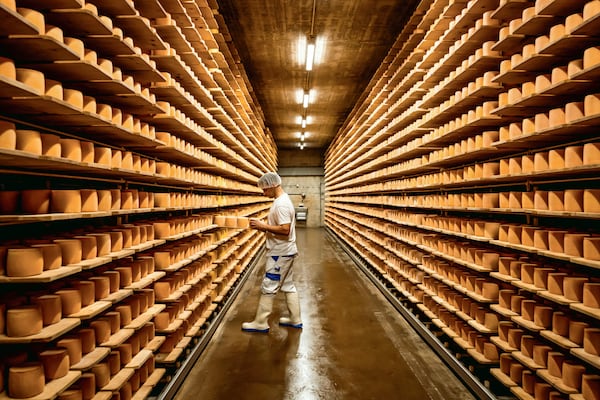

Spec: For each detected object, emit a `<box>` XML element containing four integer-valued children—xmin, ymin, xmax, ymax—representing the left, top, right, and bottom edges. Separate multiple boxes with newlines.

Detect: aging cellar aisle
<box><xmin>174</xmin><ymin>227</ymin><xmax>476</xmax><ymax>400</ymax></box>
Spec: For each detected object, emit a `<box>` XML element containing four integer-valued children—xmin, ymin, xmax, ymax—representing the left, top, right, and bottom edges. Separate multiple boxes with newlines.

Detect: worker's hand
<box><xmin>249</xmin><ymin>218</ymin><xmax>266</xmax><ymax>231</ymax></box>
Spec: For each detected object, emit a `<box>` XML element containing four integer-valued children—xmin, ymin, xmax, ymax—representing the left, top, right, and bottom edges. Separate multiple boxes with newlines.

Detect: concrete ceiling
<box><xmin>214</xmin><ymin>0</ymin><xmax>421</xmax><ymax>161</ymax></box>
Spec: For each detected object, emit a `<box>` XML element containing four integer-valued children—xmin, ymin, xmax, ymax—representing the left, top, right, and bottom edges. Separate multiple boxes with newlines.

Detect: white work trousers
<box><xmin>261</xmin><ymin>254</ymin><xmax>297</xmax><ymax>295</ymax></box>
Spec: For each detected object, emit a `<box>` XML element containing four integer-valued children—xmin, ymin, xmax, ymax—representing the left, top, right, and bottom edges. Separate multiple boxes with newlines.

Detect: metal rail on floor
<box><xmin>153</xmin><ymin>246</ymin><xmax>265</xmax><ymax>400</ymax></box>
<box><xmin>326</xmin><ymin>228</ymin><xmax>497</xmax><ymax>400</ymax></box>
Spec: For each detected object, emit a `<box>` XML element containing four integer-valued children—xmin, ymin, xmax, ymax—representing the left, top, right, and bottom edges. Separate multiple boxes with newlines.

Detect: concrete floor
<box><xmin>175</xmin><ymin>228</ymin><xmax>477</xmax><ymax>400</ymax></box>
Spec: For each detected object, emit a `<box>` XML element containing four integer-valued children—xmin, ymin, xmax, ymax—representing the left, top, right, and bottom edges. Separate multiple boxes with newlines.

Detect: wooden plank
<box><xmin>100</xmin><ymin>328</ymin><xmax>135</xmax><ymax>348</ymax></box>
<box><xmin>125</xmin><ymin>304</ymin><xmax>166</xmax><ymax>330</ymax></box>
<box><xmin>112</xmin><ymin>54</ymin><xmax>165</xmax><ymax>83</ymax></box>
<box><xmin>571</xmin><ymin>348</ymin><xmax>600</xmax><ymax>370</ymax></box>
<box><xmin>0</xmin><ymin>35</ymin><xmax>80</xmax><ymax>62</ymax></box>
<box><xmin>0</xmin><ymin>318</ymin><xmax>80</xmax><ymax>343</ymax></box>
<box><xmin>0</xmin><ymin>371</ymin><xmax>80</xmax><ymax>400</ymax></box>
<box><xmin>0</xmin><ymin>4</ymin><xmax>40</xmax><ymax>35</ymax></box>
<box><xmin>0</xmin><ymin>265</ymin><xmax>81</xmax><ymax>283</ymax></box>
<box><xmin>82</xmin><ymin>34</ymin><xmax>135</xmax><ymax>59</ymax></box>
<box><xmin>513</xmin><ymin>14</ymin><xmax>559</xmax><ymax>35</ymax></box>
<box><xmin>17</xmin><ymin>0</ymin><xmax>82</xmax><ymax>9</ymax></box>
<box><xmin>69</xmin><ymin>300</ymin><xmax>112</xmax><ymax>320</ymax></box>
<box><xmin>126</xmin><ymin>271</ymin><xmax>166</xmax><ymax>291</ymax></box>
<box><xmin>114</xmin><ymin>15</ymin><xmax>166</xmax><ymax>51</ymax></box>
<box><xmin>24</xmin><ymin>60</ymin><xmax>113</xmax><ymax>81</ymax></box>
<box><xmin>537</xmin><ymin>369</ymin><xmax>579</xmax><ymax>394</ymax></box>
<box><xmin>71</xmin><ymin>346</ymin><xmax>111</xmax><ymax>371</ymax></box>
<box><xmin>125</xmin><ymin>349</ymin><xmax>153</xmax><ymax>369</ymax></box>
<box><xmin>100</xmin><ymin>367</ymin><xmax>135</xmax><ymax>392</ymax></box>
<box><xmin>571</xmin><ymin>11</ymin><xmax>600</xmax><ymax>36</ymax></box>
<box><xmin>86</xmin><ymin>0</ymin><xmax>136</xmax><ymax>16</ymax></box>
<box><xmin>0</xmin><ymin>75</ymin><xmax>40</xmax><ymax>98</ymax></box>
<box><xmin>46</xmin><ymin>8</ymin><xmax>113</xmax><ymax>36</ymax></box>
<box><xmin>491</xmin><ymin>0</ymin><xmax>532</xmax><ymax>22</ymax></box>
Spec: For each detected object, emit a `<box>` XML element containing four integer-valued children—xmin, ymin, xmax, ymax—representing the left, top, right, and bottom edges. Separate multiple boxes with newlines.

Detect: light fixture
<box><xmin>300</xmin><ymin>143</ymin><xmax>305</xmax><ymax>150</ymax></box>
<box><xmin>302</xmin><ymin>91</ymin><xmax>309</xmax><ymax>108</ymax></box>
<box><xmin>300</xmin><ymin>132</ymin><xmax>305</xmax><ymax>141</ymax></box>
<box><xmin>305</xmin><ymin>37</ymin><xmax>315</xmax><ymax>71</ymax></box>
<box><xmin>301</xmin><ymin>118</ymin><xmax>307</xmax><ymax>128</ymax></box>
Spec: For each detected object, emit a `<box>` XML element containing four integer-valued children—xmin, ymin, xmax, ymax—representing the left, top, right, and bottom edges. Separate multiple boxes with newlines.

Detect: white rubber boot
<box><xmin>242</xmin><ymin>294</ymin><xmax>274</xmax><ymax>333</ymax></box>
<box><xmin>279</xmin><ymin>291</ymin><xmax>302</xmax><ymax>329</ymax></box>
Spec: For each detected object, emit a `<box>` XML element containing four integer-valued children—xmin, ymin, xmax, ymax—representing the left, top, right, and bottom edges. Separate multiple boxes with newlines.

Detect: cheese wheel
<box><xmin>32</xmin><ymin>294</ymin><xmax>61</xmax><ymax>326</ymax></box>
<box><xmin>16</xmin><ymin>8</ymin><xmax>44</xmax><ymax>33</ymax></box>
<box><xmin>31</xmin><ymin>243</ymin><xmax>61</xmax><ymax>270</ymax></box>
<box><xmin>93</xmin><ymin>146</ymin><xmax>111</xmax><ymax>167</ymax></box>
<box><xmin>549</xmin><ymin>149</ymin><xmax>565</xmax><ymax>170</ymax></box>
<box><xmin>0</xmin><ymin>56</ymin><xmax>16</xmax><ymax>82</ymax></box>
<box><xmin>74</xmin><ymin>235</ymin><xmax>97</xmax><ymax>260</ymax></box>
<box><xmin>96</xmin><ymin>190</ymin><xmax>111</xmax><ymax>212</ymax></box>
<box><xmin>108</xmin><ymin>230</ymin><xmax>123</xmax><ymax>252</ymax></box>
<box><xmin>80</xmin><ymin>189</ymin><xmax>98</xmax><ymax>212</ymax></box>
<box><xmin>584</xmin><ymin>237</ymin><xmax>600</xmax><ymax>260</ymax></box>
<box><xmin>96</xmin><ymin>103</ymin><xmax>112</xmax><ymax>120</ymax></box>
<box><xmin>154</xmin><ymin>193</ymin><xmax>170</xmax><ymax>208</ymax></box>
<box><xmin>0</xmin><ymin>190</ymin><xmax>19</xmax><ymax>213</ymax></box>
<box><xmin>153</xmin><ymin>222</ymin><xmax>170</xmax><ymax>238</ymax></box>
<box><xmin>15</xmin><ymin>129</ymin><xmax>42</xmax><ymax>154</ymax></box>
<box><xmin>40</xmin><ymin>133</ymin><xmax>61</xmax><ymax>157</ymax></box>
<box><xmin>548</xmin><ymin>191</ymin><xmax>565</xmax><ymax>211</ymax></box>
<box><xmin>535</xmin><ymin>112</ymin><xmax>550</xmax><ymax>132</ymax></box>
<box><xmin>56</xmin><ymin>289</ymin><xmax>82</xmax><ymax>316</ymax></box>
<box><xmin>60</xmin><ymin>138</ymin><xmax>82</xmax><ymax>162</ymax></box>
<box><xmin>6</xmin><ymin>306</ymin><xmax>43</xmax><ymax>337</ymax></box>
<box><xmin>583</xmin><ymin>283</ymin><xmax>600</xmax><ymax>308</ymax></box>
<box><xmin>91</xmin><ymin>362</ymin><xmax>110</xmax><ymax>388</ymax></box>
<box><xmin>97</xmin><ymin>58</ymin><xmax>112</xmax><ymax>75</ymax></box>
<box><xmin>566</xmin><ymin>101</ymin><xmax>585</xmax><ymax>123</ymax></box>
<box><xmin>583</xmin><ymin>142</ymin><xmax>600</xmax><ymax>165</ymax></box>
<box><xmin>83</xmin><ymin>96</ymin><xmax>96</xmax><ymax>114</ymax></box>
<box><xmin>535</xmin><ymin>74</ymin><xmax>552</xmax><ymax>93</ymax></box>
<box><xmin>44</xmin><ymin>78</ymin><xmax>63</xmax><ymax>100</ymax></box>
<box><xmin>583</xmin><ymin>46</ymin><xmax>600</xmax><ymax>70</ymax></box>
<box><xmin>565</xmin><ymin>233</ymin><xmax>588</xmax><ymax>257</ymax></box>
<box><xmin>548</xmin><ymin>107</ymin><xmax>566</xmax><ymax>128</ymax></box>
<box><xmin>551</xmin><ymin>66</ymin><xmax>569</xmax><ymax>85</ymax></box>
<box><xmin>88</xmin><ymin>233</ymin><xmax>110</xmax><ymax>256</ymax></box>
<box><xmin>63</xmin><ymin>37</ymin><xmax>84</xmax><ymax>59</ymax></box>
<box><xmin>88</xmin><ymin>276</ymin><xmax>109</xmax><ymax>300</ymax></box>
<box><xmin>57</xmin><ymin>337</ymin><xmax>82</xmax><ymax>366</ymax></box>
<box><xmin>565</xmin><ymin>145</ymin><xmax>584</xmax><ymax>167</ymax></box>
<box><xmin>63</xmin><ymin>88</ymin><xmax>83</xmax><ymax>110</ymax></box>
<box><xmin>109</xmin><ymin>189</ymin><xmax>121</xmax><ymax>210</ymax></box>
<box><xmin>0</xmin><ymin>120</ymin><xmax>16</xmax><ymax>150</ymax></box>
<box><xmin>237</xmin><ymin>217</ymin><xmax>250</xmax><ymax>228</ymax></box>
<box><xmin>15</xmin><ymin>68</ymin><xmax>44</xmax><ymax>94</ymax></box>
<box><xmin>39</xmin><ymin>348</ymin><xmax>70</xmax><ymax>380</ymax></box>
<box><xmin>53</xmin><ymin>239</ymin><xmax>82</xmax><ymax>264</ymax></box>
<box><xmin>585</xmin><ymin>93</ymin><xmax>600</xmax><ymax>117</ymax></box>
<box><xmin>533</xmin><ymin>229</ymin><xmax>549</xmax><ymax>250</ymax></box>
<box><xmin>80</xmin><ymin>141</ymin><xmax>94</xmax><ymax>163</ymax></box>
<box><xmin>8</xmin><ymin>362</ymin><xmax>45</xmax><ymax>398</ymax></box>
<box><xmin>121</xmin><ymin>113</ymin><xmax>134</xmax><ymax>131</ymax></box>
<box><xmin>90</xmin><ymin>319</ymin><xmax>110</xmax><ymax>345</ymax></box>
<box><xmin>564</xmin><ymin>189</ymin><xmax>584</xmax><ymax>212</ymax></box>
<box><xmin>6</xmin><ymin>247</ymin><xmax>43</xmax><ymax>277</ymax></box>
<box><xmin>51</xmin><ymin>190</ymin><xmax>82</xmax><ymax>213</ymax></box>
<box><xmin>584</xmin><ymin>189</ymin><xmax>600</xmax><ymax>212</ymax></box>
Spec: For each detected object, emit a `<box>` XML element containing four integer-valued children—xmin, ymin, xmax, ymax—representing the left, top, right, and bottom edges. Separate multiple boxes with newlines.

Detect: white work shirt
<box><xmin>265</xmin><ymin>192</ymin><xmax>297</xmax><ymax>256</ymax></box>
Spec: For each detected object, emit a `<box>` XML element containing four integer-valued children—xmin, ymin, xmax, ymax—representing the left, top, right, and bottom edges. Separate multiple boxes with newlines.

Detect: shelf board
<box><xmin>114</xmin><ymin>15</ymin><xmax>166</xmax><ymax>51</ymax></box>
<box><xmin>540</xmin><ymin>329</ymin><xmax>580</xmax><ymax>350</ymax></box>
<box><xmin>0</xmin><ymin>5</ymin><xmax>39</xmax><ymax>35</ymax></box>
<box><xmin>70</xmin><ymin>346</ymin><xmax>111</xmax><ymax>371</ymax></box>
<box><xmin>537</xmin><ymin>369</ymin><xmax>579</xmax><ymax>395</ymax></box>
<box><xmin>0</xmin><ymin>35</ymin><xmax>80</xmax><ymax>62</ymax></box>
<box><xmin>0</xmin><ymin>317</ymin><xmax>79</xmax><ymax>343</ymax></box>
<box><xmin>46</xmin><ymin>8</ymin><xmax>113</xmax><ymax>36</ymax></box>
<box><xmin>0</xmin><ymin>371</ymin><xmax>81</xmax><ymax>400</ymax></box>
<box><xmin>571</xmin><ymin>348</ymin><xmax>600</xmax><ymax>370</ymax></box>
<box><xmin>0</xmin><ymin>265</ymin><xmax>81</xmax><ymax>283</ymax></box>
<box><xmin>69</xmin><ymin>300</ymin><xmax>112</xmax><ymax>320</ymax></box>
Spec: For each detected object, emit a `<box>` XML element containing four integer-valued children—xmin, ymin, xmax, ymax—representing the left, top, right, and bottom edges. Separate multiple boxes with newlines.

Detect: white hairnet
<box><xmin>257</xmin><ymin>172</ymin><xmax>282</xmax><ymax>188</ymax></box>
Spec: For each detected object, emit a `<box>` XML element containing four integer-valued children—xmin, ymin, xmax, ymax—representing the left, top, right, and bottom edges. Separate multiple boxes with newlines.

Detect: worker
<box><xmin>242</xmin><ymin>171</ymin><xmax>302</xmax><ymax>332</ymax></box>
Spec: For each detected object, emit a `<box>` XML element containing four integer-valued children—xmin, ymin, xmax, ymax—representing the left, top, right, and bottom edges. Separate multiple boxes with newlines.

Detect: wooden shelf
<box><xmin>0</xmin><ymin>35</ymin><xmax>80</xmax><ymax>62</ymax></box>
<box><xmin>0</xmin><ymin>371</ymin><xmax>81</xmax><ymax>400</ymax></box>
<box><xmin>0</xmin><ymin>318</ymin><xmax>80</xmax><ymax>343</ymax></box>
<box><xmin>71</xmin><ymin>346</ymin><xmax>111</xmax><ymax>371</ymax></box>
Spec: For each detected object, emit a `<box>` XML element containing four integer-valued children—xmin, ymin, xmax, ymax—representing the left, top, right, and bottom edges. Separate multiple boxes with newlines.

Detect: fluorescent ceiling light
<box><xmin>305</xmin><ymin>40</ymin><xmax>315</xmax><ymax>71</ymax></box>
<box><xmin>300</xmin><ymin>133</ymin><xmax>305</xmax><ymax>141</ymax></box>
<box><xmin>300</xmin><ymin>143</ymin><xmax>305</xmax><ymax>150</ymax></box>
<box><xmin>301</xmin><ymin>118</ymin><xmax>307</xmax><ymax>128</ymax></box>
<box><xmin>303</xmin><ymin>92</ymin><xmax>309</xmax><ymax>108</ymax></box>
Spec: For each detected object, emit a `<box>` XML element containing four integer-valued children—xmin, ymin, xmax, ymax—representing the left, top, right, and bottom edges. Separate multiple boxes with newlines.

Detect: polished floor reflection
<box><xmin>175</xmin><ymin>228</ymin><xmax>476</xmax><ymax>400</ymax></box>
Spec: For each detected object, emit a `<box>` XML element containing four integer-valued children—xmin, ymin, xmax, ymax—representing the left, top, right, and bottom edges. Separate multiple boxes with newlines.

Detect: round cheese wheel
<box><xmin>78</xmin><ymin>327</ymin><xmax>96</xmax><ymax>353</ymax></box>
<box><xmin>108</xmin><ymin>231</ymin><xmax>123</xmax><ymax>251</ymax></box>
<box><xmin>154</xmin><ymin>193</ymin><xmax>170</xmax><ymax>208</ymax></box>
<box><xmin>584</xmin><ymin>237</ymin><xmax>600</xmax><ymax>260</ymax></box>
<box><xmin>584</xmin><ymin>328</ymin><xmax>600</xmax><ymax>356</ymax></box>
<box><xmin>51</xmin><ymin>190</ymin><xmax>82</xmax><ymax>213</ymax></box>
<box><xmin>103</xmin><ymin>270</ymin><xmax>120</xmax><ymax>293</ymax></box>
<box><xmin>40</xmin><ymin>133</ymin><xmax>61</xmax><ymax>157</ymax></box>
<box><xmin>80</xmin><ymin>189</ymin><xmax>98</xmax><ymax>212</ymax></box>
<box><xmin>16</xmin><ymin>8</ymin><xmax>44</xmax><ymax>33</ymax></box>
<box><xmin>6</xmin><ymin>247</ymin><xmax>43</xmax><ymax>277</ymax></box>
<box><xmin>0</xmin><ymin>120</ymin><xmax>16</xmax><ymax>150</ymax></box>
<box><xmin>0</xmin><ymin>190</ymin><xmax>19</xmax><ymax>214</ymax></box>
<box><xmin>115</xmin><ymin>266</ymin><xmax>132</xmax><ymax>287</ymax></box>
<box><xmin>39</xmin><ymin>348</ymin><xmax>69</xmax><ymax>380</ymax></box>
<box><xmin>15</xmin><ymin>68</ymin><xmax>44</xmax><ymax>94</ymax></box>
<box><xmin>63</xmin><ymin>37</ymin><xmax>84</xmax><ymax>59</ymax></box>
<box><xmin>15</xmin><ymin>129</ymin><xmax>42</xmax><ymax>154</ymax></box>
<box><xmin>80</xmin><ymin>141</ymin><xmax>94</xmax><ymax>163</ymax></box>
<box><xmin>32</xmin><ymin>294</ymin><xmax>61</xmax><ymax>325</ymax></box>
<box><xmin>94</xmin><ymin>146</ymin><xmax>112</xmax><ymax>167</ymax></box>
<box><xmin>56</xmin><ymin>337</ymin><xmax>82</xmax><ymax>366</ymax></box>
<box><xmin>83</xmin><ymin>96</ymin><xmax>96</xmax><ymax>114</ymax></box>
<box><xmin>72</xmin><ymin>280</ymin><xmax>95</xmax><ymax>306</ymax></box>
<box><xmin>31</xmin><ymin>243</ymin><xmax>62</xmax><ymax>270</ymax></box>
<box><xmin>53</xmin><ymin>238</ymin><xmax>82</xmax><ymax>265</ymax></box>
<box><xmin>0</xmin><ymin>56</ymin><xmax>16</xmax><ymax>80</ymax></box>
<box><xmin>583</xmin><ymin>142</ymin><xmax>600</xmax><ymax>165</ymax></box>
<box><xmin>90</xmin><ymin>319</ymin><xmax>110</xmax><ymax>345</ymax></box>
<box><xmin>103</xmin><ymin>311</ymin><xmax>121</xmax><ymax>334</ymax></box>
<box><xmin>583</xmin><ymin>283</ymin><xmax>600</xmax><ymax>308</ymax></box>
<box><xmin>115</xmin><ymin>304</ymin><xmax>132</xmax><ymax>326</ymax></box>
<box><xmin>88</xmin><ymin>276</ymin><xmax>109</xmax><ymax>300</ymax></box>
<box><xmin>91</xmin><ymin>362</ymin><xmax>110</xmax><ymax>388</ymax></box>
<box><xmin>60</xmin><ymin>138</ymin><xmax>82</xmax><ymax>161</ymax></box>
<box><xmin>8</xmin><ymin>362</ymin><xmax>45</xmax><ymax>398</ymax></box>
<box><xmin>44</xmin><ymin>78</ymin><xmax>63</xmax><ymax>100</ymax></box>
<box><xmin>6</xmin><ymin>305</ymin><xmax>43</xmax><ymax>337</ymax></box>
<box><xmin>97</xmin><ymin>190</ymin><xmax>112</xmax><ymax>211</ymax></box>
<box><xmin>153</xmin><ymin>222</ymin><xmax>170</xmax><ymax>238</ymax></box>
<box><xmin>88</xmin><ymin>233</ymin><xmax>110</xmax><ymax>256</ymax></box>
<box><xmin>56</xmin><ymin>289</ymin><xmax>82</xmax><ymax>316</ymax></box>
